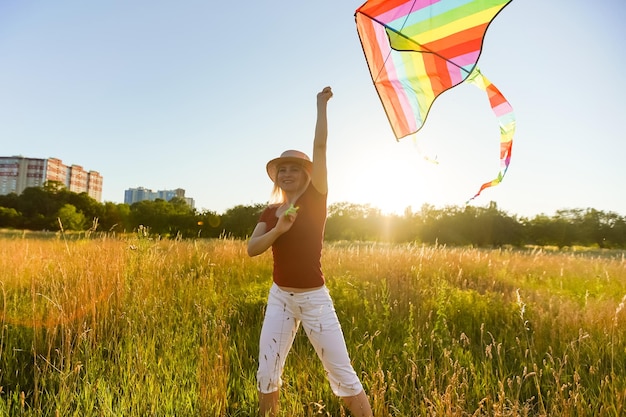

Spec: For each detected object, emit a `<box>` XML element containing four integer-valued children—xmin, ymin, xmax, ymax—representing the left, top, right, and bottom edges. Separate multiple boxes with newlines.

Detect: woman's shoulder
<box><xmin>259</xmin><ymin>204</ymin><xmax>280</xmax><ymax>220</ymax></box>
<box><xmin>304</xmin><ymin>183</ymin><xmax>327</xmax><ymax>202</ymax></box>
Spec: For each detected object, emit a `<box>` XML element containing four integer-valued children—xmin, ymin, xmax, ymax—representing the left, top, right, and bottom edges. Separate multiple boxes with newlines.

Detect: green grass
<box><xmin>0</xmin><ymin>237</ymin><xmax>625</xmax><ymax>416</ymax></box>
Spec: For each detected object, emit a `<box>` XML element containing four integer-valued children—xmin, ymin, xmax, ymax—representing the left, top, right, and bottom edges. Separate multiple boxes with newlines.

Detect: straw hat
<box><xmin>266</xmin><ymin>150</ymin><xmax>313</xmax><ymax>182</ymax></box>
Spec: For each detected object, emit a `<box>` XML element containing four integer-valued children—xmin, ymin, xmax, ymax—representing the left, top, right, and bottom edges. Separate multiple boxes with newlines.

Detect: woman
<box><xmin>247</xmin><ymin>87</ymin><xmax>373</xmax><ymax>417</ymax></box>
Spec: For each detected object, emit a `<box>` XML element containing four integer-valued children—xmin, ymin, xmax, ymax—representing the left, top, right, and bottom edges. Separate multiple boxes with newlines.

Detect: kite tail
<box><xmin>466</xmin><ymin>67</ymin><xmax>515</xmax><ymax>203</ymax></box>
<box><xmin>409</xmin><ymin>134</ymin><xmax>439</xmax><ymax>165</ymax></box>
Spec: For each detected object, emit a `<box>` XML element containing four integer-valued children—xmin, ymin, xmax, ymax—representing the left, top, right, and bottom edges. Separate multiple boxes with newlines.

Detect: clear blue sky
<box><xmin>1</xmin><ymin>0</ymin><xmax>625</xmax><ymax>217</ymax></box>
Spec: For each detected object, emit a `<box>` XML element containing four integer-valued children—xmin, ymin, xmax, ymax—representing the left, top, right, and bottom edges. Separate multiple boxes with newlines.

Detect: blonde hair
<box><xmin>269</xmin><ymin>184</ymin><xmax>287</xmax><ymax>205</ymax></box>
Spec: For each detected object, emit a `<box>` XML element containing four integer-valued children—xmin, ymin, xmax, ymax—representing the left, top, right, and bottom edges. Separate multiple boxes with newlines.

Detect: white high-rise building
<box><xmin>124</xmin><ymin>187</ymin><xmax>194</xmax><ymax>208</ymax></box>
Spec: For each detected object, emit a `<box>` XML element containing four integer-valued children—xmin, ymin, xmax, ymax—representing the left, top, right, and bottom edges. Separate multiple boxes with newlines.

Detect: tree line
<box><xmin>1</xmin><ymin>182</ymin><xmax>625</xmax><ymax>248</ymax></box>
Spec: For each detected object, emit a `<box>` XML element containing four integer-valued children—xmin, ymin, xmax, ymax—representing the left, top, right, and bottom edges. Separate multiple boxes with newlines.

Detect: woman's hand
<box><xmin>274</xmin><ymin>206</ymin><xmax>298</xmax><ymax>234</ymax></box>
<box><xmin>317</xmin><ymin>86</ymin><xmax>333</xmax><ymax>106</ymax></box>
<box><xmin>247</xmin><ymin>205</ymin><xmax>299</xmax><ymax>257</ymax></box>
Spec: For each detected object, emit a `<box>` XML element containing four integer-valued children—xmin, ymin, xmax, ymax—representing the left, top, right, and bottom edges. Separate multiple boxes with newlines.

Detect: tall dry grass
<box><xmin>0</xmin><ymin>236</ymin><xmax>624</xmax><ymax>416</ymax></box>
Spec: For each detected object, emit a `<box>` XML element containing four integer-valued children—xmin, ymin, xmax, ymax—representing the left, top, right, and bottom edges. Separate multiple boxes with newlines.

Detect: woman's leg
<box><xmin>300</xmin><ymin>287</ymin><xmax>373</xmax><ymax>415</ymax></box>
<box><xmin>259</xmin><ymin>391</ymin><xmax>279</xmax><ymax>417</ymax></box>
<box><xmin>257</xmin><ymin>285</ymin><xmax>300</xmax><ymax>416</ymax></box>
<box><xmin>342</xmin><ymin>390</ymin><xmax>373</xmax><ymax>417</ymax></box>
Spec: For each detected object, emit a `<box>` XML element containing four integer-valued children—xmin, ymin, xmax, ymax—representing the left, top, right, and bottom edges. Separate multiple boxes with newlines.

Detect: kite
<box><xmin>355</xmin><ymin>0</ymin><xmax>515</xmax><ymax>201</ymax></box>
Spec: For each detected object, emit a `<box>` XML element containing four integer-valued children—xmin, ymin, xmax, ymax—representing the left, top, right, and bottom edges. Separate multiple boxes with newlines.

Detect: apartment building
<box><xmin>0</xmin><ymin>156</ymin><xmax>103</xmax><ymax>202</ymax></box>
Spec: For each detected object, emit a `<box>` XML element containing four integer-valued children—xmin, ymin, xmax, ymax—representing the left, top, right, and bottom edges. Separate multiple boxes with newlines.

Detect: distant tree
<box><xmin>17</xmin><ymin>187</ymin><xmax>60</xmax><ymax>229</ymax></box>
<box><xmin>57</xmin><ymin>204</ymin><xmax>86</xmax><ymax>231</ymax></box>
<box><xmin>470</xmin><ymin>202</ymin><xmax>523</xmax><ymax>246</ymax></box>
<box><xmin>41</xmin><ymin>180</ymin><xmax>66</xmax><ymax>194</ymax></box>
<box><xmin>326</xmin><ymin>202</ymin><xmax>383</xmax><ymax>241</ymax></box>
<box><xmin>415</xmin><ymin>202</ymin><xmax>523</xmax><ymax>247</ymax></box>
<box><xmin>0</xmin><ymin>206</ymin><xmax>20</xmax><ymax>228</ymax></box>
<box><xmin>100</xmin><ymin>202</ymin><xmax>132</xmax><ymax>233</ymax></box>
<box><xmin>130</xmin><ymin>199</ymin><xmax>172</xmax><ymax>234</ymax></box>
<box><xmin>196</xmin><ymin>210</ymin><xmax>222</xmax><ymax>238</ymax></box>
<box><xmin>391</xmin><ymin>207</ymin><xmax>424</xmax><ymax>243</ymax></box>
<box><xmin>67</xmin><ymin>192</ymin><xmax>103</xmax><ymax>224</ymax></box>
<box><xmin>573</xmin><ymin>209</ymin><xmax>626</xmax><ymax>249</ymax></box>
<box><xmin>0</xmin><ymin>193</ymin><xmax>20</xmax><ymax>210</ymax></box>
<box><xmin>220</xmin><ymin>204</ymin><xmax>265</xmax><ymax>238</ymax></box>
<box><xmin>602</xmin><ymin>212</ymin><xmax>626</xmax><ymax>248</ymax></box>
<box><xmin>418</xmin><ymin>205</ymin><xmax>468</xmax><ymax>245</ymax></box>
<box><xmin>127</xmin><ymin>198</ymin><xmax>197</xmax><ymax>237</ymax></box>
<box><xmin>168</xmin><ymin>197</ymin><xmax>199</xmax><ymax>237</ymax></box>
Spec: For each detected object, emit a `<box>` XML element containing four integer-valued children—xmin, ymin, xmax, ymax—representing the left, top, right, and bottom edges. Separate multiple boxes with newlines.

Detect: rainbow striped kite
<box><xmin>355</xmin><ymin>0</ymin><xmax>515</xmax><ymax>201</ymax></box>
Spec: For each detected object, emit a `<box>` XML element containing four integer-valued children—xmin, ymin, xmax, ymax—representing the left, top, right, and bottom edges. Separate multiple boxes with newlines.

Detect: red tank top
<box><xmin>258</xmin><ymin>184</ymin><xmax>327</xmax><ymax>288</ymax></box>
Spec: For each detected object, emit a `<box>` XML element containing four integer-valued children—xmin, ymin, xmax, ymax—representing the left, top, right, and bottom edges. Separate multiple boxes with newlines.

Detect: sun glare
<box><xmin>330</xmin><ymin>133</ymin><xmax>497</xmax><ymax>215</ymax></box>
<box><xmin>331</xmin><ymin>140</ymin><xmax>438</xmax><ymax>215</ymax></box>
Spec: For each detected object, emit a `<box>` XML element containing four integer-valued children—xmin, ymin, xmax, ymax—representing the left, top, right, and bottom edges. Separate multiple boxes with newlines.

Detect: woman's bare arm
<box><xmin>311</xmin><ymin>86</ymin><xmax>332</xmax><ymax>194</ymax></box>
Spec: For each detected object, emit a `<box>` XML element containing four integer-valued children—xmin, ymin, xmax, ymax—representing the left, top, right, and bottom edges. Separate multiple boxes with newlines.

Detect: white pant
<box><xmin>257</xmin><ymin>284</ymin><xmax>364</xmax><ymax>397</ymax></box>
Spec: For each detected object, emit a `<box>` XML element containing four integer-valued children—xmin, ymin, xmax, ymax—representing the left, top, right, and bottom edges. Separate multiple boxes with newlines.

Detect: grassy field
<box><xmin>0</xmin><ymin>234</ymin><xmax>625</xmax><ymax>416</ymax></box>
